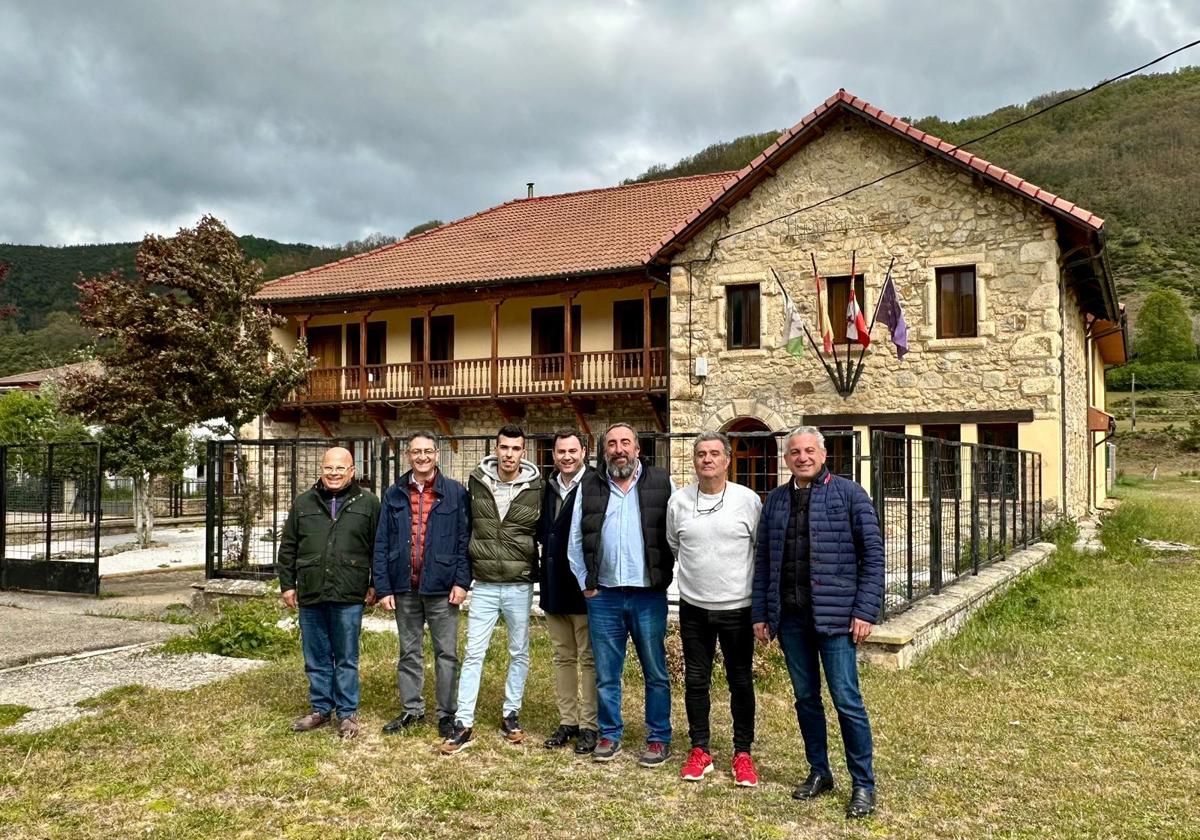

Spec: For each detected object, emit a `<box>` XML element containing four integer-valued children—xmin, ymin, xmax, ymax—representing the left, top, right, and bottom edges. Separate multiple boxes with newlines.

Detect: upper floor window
<box><xmin>725</xmin><ymin>284</ymin><xmax>760</xmax><ymax>350</ymax></box>
<box><xmin>825</xmin><ymin>274</ymin><xmax>866</xmax><ymax>344</ymax></box>
<box><xmin>936</xmin><ymin>266</ymin><xmax>977</xmax><ymax>338</ymax></box>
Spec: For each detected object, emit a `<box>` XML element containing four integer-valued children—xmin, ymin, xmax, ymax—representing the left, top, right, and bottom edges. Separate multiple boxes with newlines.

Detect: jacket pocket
<box><xmin>421</xmin><ymin>554</ymin><xmax>456</xmax><ymax>593</ymax></box>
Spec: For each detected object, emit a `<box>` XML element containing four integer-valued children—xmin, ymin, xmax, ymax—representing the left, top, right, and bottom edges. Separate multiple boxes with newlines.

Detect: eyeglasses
<box><xmin>408</xmin><ymin>449</ymin><xmax>437</xmax><ymax>456</ymax></box>
<box><xmin>695</xmin><ymin>485</ymin><xmax>726</xmax><ymax>516</ymax></box>
<box><xmin>321</xmin><ymin>465</ymin><xmax>352</xmax><ymax>475</ymax></box>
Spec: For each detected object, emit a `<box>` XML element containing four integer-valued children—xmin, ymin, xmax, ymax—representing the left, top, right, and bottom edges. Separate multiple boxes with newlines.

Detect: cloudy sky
<box><xmin>1</xmin><ymin>0</ymin><xmax>1197</xmax><ymax>247</ymax></box>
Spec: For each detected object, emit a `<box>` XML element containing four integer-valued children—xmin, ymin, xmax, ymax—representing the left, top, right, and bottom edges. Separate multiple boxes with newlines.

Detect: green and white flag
<box><xmin>781</xmin><ymin>286</ymin><xmax>806</xmax><ymax>358</ymax></box>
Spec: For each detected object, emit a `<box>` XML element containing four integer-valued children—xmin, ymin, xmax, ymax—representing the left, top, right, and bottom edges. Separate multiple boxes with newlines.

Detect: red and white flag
<box><xmin>845</xmin><ymin>288</ymin><xmax>870</xmax><ymax>348</ymax></box>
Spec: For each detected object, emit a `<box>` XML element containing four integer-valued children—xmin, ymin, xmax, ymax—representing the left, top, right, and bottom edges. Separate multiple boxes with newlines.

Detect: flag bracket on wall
<box><xmin>771</xmin><ymin>251</ymin><xmax>908</xmax><ymax>399</ymax></box>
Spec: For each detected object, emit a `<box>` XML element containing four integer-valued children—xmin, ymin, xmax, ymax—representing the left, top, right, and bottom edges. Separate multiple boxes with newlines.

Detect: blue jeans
<box><xmin>776</xmin><ymin>610</ymin><xmax>875</xmax><ymax>790</ymax></box>
<box><xmin>298</xmin><ymin>602</ymin><xmax>365</xmax><ymax>719</ymax></box>
<box><xmin>455</xmin><ymin>582</ymin><xmax>533</xmax><ymax>728</ymax></box>
<box><xmin>586</xmin><ymin>587</ymin><xmax>671</xmax><ymax>745</ymax></box>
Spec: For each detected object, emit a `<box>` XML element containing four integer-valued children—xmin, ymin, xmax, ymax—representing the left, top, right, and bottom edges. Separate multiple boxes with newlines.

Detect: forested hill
<box><xmin>626</xmin><ymin>67</ymin><xmax>1200</xmax><ymax>314</ymax></box>
<box><xmin>0</xmin><ymin>237</ymin><xmax>345</xmax><ymax>331</ymax></box>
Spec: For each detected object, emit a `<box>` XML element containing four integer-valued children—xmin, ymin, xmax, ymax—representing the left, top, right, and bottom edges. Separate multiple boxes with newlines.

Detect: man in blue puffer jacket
<box><xmin>752</xmin><ymin>426</ymin><xmax>884</xmax><ymax>819</ymax></box>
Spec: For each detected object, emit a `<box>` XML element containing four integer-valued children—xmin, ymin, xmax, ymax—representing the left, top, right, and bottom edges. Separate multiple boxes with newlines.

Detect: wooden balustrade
<box><xmin>285</xmin><ymin>348</ymin><xmax>668</xmax><ymax>405</ymax></box>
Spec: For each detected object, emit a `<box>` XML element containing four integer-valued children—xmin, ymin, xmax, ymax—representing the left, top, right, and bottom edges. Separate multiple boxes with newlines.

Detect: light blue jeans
<box><xmin>454</xmin><ymin>581</ymin><xmax>533</xmax><ymax>728</ymax></box>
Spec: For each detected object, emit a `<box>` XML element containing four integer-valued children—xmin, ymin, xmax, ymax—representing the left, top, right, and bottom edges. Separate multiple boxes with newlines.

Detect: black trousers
<box><xmin>679</xmin><ymin>600</ymin><xmax>756</xmax><ymax>753</ymax></box>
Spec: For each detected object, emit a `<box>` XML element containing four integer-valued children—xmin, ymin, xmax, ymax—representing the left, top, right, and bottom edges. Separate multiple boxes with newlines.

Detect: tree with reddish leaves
<box><xmin>61</xmin><ymin>215</ymin><xmax>309</xmax><ymax>547</ymax></box>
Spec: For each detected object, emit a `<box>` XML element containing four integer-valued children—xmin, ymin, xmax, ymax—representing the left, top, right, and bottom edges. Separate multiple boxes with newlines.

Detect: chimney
<box><xmin>526</xmin><ymin>182</ymin><xmax>534</xmax><ymax>198</ymax></box>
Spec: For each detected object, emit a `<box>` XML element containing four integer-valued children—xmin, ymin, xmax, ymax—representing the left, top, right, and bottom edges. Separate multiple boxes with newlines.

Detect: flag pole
<box><xmin>848</xmin><ymin>255</ymin><xmax>897</xmax><ymax>394</ymax></box>
<box><xmin>844</xmin><ymin>250</ymin><xmax>856</xmax><ymax>395</ymax></box>
<box><xmin>771</xmin><ymin>267</ymin><xmax>842</xmax><ymax>392</ymax></box>
<box><xmin>812</xmin><ymin>253</ymin><xmax>846</xmax><ymax>392</ymax></box>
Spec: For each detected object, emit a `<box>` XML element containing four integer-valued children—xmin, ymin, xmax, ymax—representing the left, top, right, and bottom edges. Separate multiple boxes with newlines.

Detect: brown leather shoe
<box><xmin>291</xmin><ymin>711</ymin><xmax>331</xmax><ymax>732</ymax></box>
<box><xmin>337</xmin><ymin>716</ymin><xmax>361</xmax><ymax>739</ymax></box>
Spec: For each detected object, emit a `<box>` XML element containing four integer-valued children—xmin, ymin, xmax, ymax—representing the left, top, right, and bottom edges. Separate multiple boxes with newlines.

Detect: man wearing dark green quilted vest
<box><xmin>441</xmin><ymin>425</ymin><xmax>544</xmax><ymax>755</ymax></box>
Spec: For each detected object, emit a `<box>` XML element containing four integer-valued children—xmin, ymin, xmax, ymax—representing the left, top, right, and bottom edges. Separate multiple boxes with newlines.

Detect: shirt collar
<box><xmin>555</xmin><ymin>468</ymin><xmax>585</xmax><ymax>495</ymax></box>
<box><xmin>409</xmin><ymin>468</ymin><xmax>438</xmax><ymax>490</ymax></box>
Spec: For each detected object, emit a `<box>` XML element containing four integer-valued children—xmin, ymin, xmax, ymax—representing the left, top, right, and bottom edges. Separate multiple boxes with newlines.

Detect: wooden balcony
<box><xmin>285</xmin><ymin>348</ymin><xmax>668</xmax><ymax>406</ymax></box>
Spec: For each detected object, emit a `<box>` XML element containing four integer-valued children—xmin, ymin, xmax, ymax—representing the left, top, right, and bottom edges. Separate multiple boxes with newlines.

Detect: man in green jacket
<box><xmin>441</xmin><ymin>425</ymin><xmax>543</xmax><ymax>754</ymax></box>
<box><xmin>278</xmin><ymin>446</ymin><xmax>380</xmax><ymax>739</ymax></box>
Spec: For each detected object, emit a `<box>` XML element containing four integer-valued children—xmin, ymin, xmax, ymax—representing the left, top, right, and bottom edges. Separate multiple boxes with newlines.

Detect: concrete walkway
<box><xmin>3</xmin><ymin>524</ymin><xmax>206</xmax><ymax>576</ymax></box>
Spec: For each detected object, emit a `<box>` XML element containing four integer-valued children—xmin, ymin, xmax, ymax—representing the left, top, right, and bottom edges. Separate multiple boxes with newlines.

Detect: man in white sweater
<box><xmin>666</xmin><ymin>430</ymin><xmax>763</xmax><ymax>787</ymax></box>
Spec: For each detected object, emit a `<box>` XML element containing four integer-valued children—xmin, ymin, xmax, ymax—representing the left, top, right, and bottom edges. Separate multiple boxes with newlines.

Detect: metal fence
<box><xmin>205</xmin><ymin>430</ymin><xmax>1043</xmax><ymax>621</ymax></box>
<box><xmin>870</xmin><ymin>431</ymin><xmax>1042</xmax><ymax>617</ymax></box>
<box><xmin>205</xmin><ymin>438</ymin><xmax>381</xmax><ymax>579</ymax></box>
<box><xmin>0</xmin><ymin>442</ymin><xmax>103</xmax><ymax>595</ymax></box>
<box><xmin>101</xmin><ymin>476</ymin><xmax>208</xmax><ymax>519</ymax></box>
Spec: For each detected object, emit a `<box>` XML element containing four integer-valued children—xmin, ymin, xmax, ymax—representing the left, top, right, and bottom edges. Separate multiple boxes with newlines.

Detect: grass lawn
<box><xmin>2</xmin><ymin>479</ymin><xmax>1199</xmax><ymax>838</ymax></box>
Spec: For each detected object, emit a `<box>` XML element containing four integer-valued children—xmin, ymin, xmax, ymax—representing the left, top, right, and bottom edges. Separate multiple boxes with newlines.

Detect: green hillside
<box><xmin>627</xmin><ymin>67</ymin><xmax>1200</xmax><ymax>313</ymax></box>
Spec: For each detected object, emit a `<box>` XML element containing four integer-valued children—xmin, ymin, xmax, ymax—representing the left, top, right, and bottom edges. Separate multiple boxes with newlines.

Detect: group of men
<box><xmin>276</xmin><ymin>422</ymin><xmax>884</xmax><ymax>819</ymax></box>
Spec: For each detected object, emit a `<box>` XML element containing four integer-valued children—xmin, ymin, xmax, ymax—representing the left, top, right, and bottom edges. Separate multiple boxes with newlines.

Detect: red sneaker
<box><xmin>732</xmin><ymin>752</ymin><xmax>758</xmax><ymax>787</ymax></box>
<box><xmin>679</xmin><ymin>747</ymin><xmax>714</xmax><ymax>781</ymax></box>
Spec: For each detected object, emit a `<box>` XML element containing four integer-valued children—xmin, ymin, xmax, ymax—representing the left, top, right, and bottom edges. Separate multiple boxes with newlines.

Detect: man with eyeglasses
<box><xmin>666</xmin><ymin>431</ymin><xmax>763</xmax><ymax>787</ymax></box>
<box><xmin>278</xmin><ymin>446</ymin><xmax>380</xmax><ymax>739</ymax></box>
<box><xmin>752</xmin><ymin>426</ymin><xmax>884</xmax><ymax>819</ymax></box>
<box><xmin>373</xmin><ymin>431</ymin><xmax>470</xmax><ymax>740</ymax></box>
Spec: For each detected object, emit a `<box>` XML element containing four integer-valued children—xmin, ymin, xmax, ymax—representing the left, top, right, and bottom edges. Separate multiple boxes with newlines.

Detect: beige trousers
<box><xmin>545</xmin><ymin>613</ymin><xmax>597</xmax><ymax>730</ymax></box>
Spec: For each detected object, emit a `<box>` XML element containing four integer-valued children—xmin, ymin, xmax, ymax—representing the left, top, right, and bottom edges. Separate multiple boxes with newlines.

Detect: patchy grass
<box><xmin>0</xmin><ymin>705</ymin><xmax>32</xmax><ymax>729</ymax></box>
<box><xmin>2</xmin><ymin>482</ymin><xmax>1200</xmax><ymax>838</ymax></box>
<box><xmin>75</xmin><ymin>685</ymin><xmax>148</xmax><ymax>711</ymax></box>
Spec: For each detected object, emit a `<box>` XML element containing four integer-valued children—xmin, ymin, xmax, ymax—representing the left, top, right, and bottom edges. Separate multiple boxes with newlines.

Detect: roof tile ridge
<box><xmin>511</xmin><ymin>170</ymin><xmax>741</xmax><ymax>205</ymax></box>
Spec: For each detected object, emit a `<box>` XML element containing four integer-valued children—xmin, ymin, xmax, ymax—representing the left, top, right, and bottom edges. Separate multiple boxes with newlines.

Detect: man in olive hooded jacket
<box><xmin>441</xmin><ymin>425</ymin><xmax>543</xmax><ymax>754</ymax></box>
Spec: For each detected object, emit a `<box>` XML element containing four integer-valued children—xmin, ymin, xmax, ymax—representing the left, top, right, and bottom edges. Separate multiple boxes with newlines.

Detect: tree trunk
<box><xmin>132</xmin><ymin>471</ymin><xmax>155</xmax><ymax>548</ymax></box>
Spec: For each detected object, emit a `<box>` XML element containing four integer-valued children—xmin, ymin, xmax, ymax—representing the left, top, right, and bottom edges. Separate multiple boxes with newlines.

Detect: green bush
<box><xmin>1106</xmin><ymin>361</ymin><xmax>1200</xmax><ymax>391</ymax></box>
<box><xmin>164</xmin><ymin>598</ymin><xmax>297</xmax><ymax>659</ymax></box>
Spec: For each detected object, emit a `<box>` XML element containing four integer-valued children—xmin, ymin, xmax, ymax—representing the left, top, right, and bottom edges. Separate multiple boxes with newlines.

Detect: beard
<box><xmin>605</xmin><ymin>454</ymin><xmax>635</xmax><ymax>479</ymax></box>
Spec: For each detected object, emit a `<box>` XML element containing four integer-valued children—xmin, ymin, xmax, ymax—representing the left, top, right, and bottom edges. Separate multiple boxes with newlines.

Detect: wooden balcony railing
<box><xmin>286</xmin><ymin>348</ymin><xmax>668</xmax><ymax>405</ymax></box>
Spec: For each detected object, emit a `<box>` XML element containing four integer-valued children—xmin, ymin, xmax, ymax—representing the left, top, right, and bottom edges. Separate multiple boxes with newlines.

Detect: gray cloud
<box><xmin>0</xmin><ymin>0</ymin><xmax>1196</xmax><ymax>246</ymax></box>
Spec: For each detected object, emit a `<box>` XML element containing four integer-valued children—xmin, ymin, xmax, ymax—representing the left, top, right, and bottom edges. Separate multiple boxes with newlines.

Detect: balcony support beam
<box><xmin>358</xmin><ymin>310</ymin><xmax>371</xmax><ymax>403</ymax></box>
<box><xmin>642</xmin><ymin>286</ymin><xmax>652</xmax><ymax>392</ymax></box>
<box><xmin>567</xmin><ymin>397</ymin><xmax>594</xmax><ymax>438</ymax></box>
<box><xmin>490</xmin><ymin>300</ymin><xmax>500</xmax><ymax>397</ymax></box>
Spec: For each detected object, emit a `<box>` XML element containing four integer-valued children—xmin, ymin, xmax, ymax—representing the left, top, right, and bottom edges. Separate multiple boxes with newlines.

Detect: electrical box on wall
<box><xmin>694</xmin><ymin>357</ymin><xmax>708</xmax><ymax>378</ymax></box>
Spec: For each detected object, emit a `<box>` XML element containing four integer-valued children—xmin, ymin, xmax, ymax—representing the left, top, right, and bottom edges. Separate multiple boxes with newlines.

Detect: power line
<box><xmin>709</xmin><ymin>38</ymin><xmax>1200</xmax><ymax>250</ymax></box>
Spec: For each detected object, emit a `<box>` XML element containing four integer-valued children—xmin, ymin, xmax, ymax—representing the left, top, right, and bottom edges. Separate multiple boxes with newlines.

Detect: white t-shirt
<box><xmin>666</xmin><ymin>481</ymin><xmax>762</xmax><ymax>611</ymax></box>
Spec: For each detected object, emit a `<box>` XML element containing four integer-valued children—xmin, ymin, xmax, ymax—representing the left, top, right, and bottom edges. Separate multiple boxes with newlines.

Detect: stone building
<box><xmin>651</xmin><ymin>90</ymin><xmax>1124</xmax><ymax>518</ymax></box>
<box><xmin>255</xmin><ymin>90</ymin><xmax>1124</xmax><ymax>517</ymax></box>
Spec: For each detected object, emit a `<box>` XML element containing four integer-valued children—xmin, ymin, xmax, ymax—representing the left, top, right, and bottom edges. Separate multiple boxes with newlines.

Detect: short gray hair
<box><xmin>405</xmin><ymin>430</ymin><xmax>440</xmax><ymax>450</ymax></box>
<box><xmin>693</xmin><ymin>430</ymin><xmax>731</xmax><ymax>458</ymax></box>
<box><xmin>785</xmin><ymin>425</ymin><xmax>825</xmax><ymax>452</ymax></box>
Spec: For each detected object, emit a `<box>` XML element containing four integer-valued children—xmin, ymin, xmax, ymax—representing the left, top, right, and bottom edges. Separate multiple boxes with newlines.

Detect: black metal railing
<box><xmin>870</xmin><ymin>431</ymin><xmax>1042</xmax><ymax>617</ymax></box>
<box><xmin>0</xmin><ymin>442</ymin><xmax>104</xmax><ymax>595</ymax></box>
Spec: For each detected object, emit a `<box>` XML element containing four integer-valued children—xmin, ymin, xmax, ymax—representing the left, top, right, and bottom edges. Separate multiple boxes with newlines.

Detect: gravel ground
<box><xmin>0</xmin><ymin>647</ymin><xmax>266</xmax><ymax>734</ymax></box>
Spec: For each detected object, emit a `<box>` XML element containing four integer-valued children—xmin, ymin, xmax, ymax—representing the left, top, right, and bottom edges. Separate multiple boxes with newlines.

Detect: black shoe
<box><xmin>544</xmin><ymin>724</ymin><xmax>580</xmax><ymax>749</ymax></box>
<box><xmin>845</xmin><ymin>787</ymin><xmax>876</xmax><ymax>819</ymax></box>
<box><xmin>500</xmin><ymin>711</ymin><xmax>525</xmax><ymax>744</ymax></box>
<box><xmin>437</xmin><ymin>715</ymin><xmax>455</xmax><ymax>740</ymax></box>
<box><xmin>573</xmin><ymin>728</ymin><xmax>599</xmax><ymax>755</ymax></box>
<box><xmin>381</xmin><ymin>712</ymin><xmax>425</xmax><ymax>734</ymax></box>
<box><xmin>439</xmin><ymin>721</ymin><xmax>474</xmax><ymax>755</ymax></box>
<box><xmin>792</xmin><ymin>771</ymin><xmax>835</xmax><ymax>800</ymax></box>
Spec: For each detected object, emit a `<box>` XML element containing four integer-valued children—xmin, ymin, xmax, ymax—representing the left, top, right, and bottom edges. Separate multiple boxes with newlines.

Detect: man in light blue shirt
<box><xmin>567</xmin><ymin>422</ymin><xmax>675</xmax><ymax>767</ymax></box>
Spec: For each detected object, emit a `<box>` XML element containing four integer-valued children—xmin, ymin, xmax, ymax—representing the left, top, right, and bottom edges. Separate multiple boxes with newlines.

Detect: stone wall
<box><xmin>668</xmin><ymin>110</ymin><xmax>1091</xmax><ymax>513</ymax></box>
<box><xmin>1062</xmin><ymin>284</ymin><xmax>1091</xmax><ymax>519</ymax></box>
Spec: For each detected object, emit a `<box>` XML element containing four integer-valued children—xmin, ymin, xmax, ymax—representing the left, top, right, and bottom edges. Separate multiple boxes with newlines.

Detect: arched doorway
<box><xmin>725</xmin><ymin>418</ymin><xmax>779</xmax><ymax>495</ymax></box>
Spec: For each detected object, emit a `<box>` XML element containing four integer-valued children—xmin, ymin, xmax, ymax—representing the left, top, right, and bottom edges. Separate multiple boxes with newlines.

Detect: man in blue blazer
<box><xmin>373</xmin><ymin>430</ymin><xmax>471</xmax><ymax>740</ymax></box>
<box><xmin>752</xmin><ymin>426</ymin><xmax>884</xmax><ymax>819</ymax></box>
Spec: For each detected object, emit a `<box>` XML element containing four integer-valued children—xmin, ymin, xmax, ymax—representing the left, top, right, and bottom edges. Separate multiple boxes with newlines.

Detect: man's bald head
<box><xmin>320</xmin><ymin>447</ymin><xmax>355</xmax><ymax>491</ymax></box>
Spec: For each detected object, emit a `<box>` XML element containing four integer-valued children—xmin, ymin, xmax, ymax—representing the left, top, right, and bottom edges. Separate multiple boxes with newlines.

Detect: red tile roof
<box><xmin>257</xmin><ymin>172</ymin><xmax>736</xmax><ymax>301</ymax></box>
<box><xmin>651</xmin><ymin>89</ymin><xmax>1103</xmax><ymax>260</ymax></box>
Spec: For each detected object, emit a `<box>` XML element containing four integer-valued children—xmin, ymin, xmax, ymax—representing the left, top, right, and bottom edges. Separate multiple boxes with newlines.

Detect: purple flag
<box><xmin>875</xmin><ymin>276</ymin><xmax>909</xmax><ymax>360</ymax></box>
